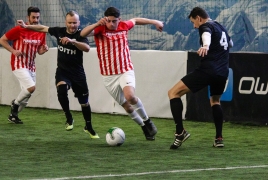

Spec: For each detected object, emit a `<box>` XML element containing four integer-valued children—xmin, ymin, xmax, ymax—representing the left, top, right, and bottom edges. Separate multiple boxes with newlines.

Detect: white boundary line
<box><xmin>31</xmin><ymin>165</ymin><xmax>268</xmax><ymax>180</ymax></box>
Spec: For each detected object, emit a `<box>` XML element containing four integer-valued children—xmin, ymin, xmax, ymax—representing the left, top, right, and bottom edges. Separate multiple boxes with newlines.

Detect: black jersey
<box><xmin>48</xmin><ymin>27</ymin><xmax>89</xmax><ymax>79</ymax></box>
<box><xmin>198</xmin><ymin>20</ymin><xmax>231</xmax><ymax>78</ymax></box>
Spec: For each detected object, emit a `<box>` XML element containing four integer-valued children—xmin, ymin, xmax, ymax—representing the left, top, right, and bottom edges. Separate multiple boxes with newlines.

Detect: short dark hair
<box><xmin>66</xmin><ymin>10</ymin><xmax>79</xmax><ymax>17</ymax></box>
<box><xmin>27</xmin><ymin>6</ymin><xmax>40</xmax><ymax>16</ymax></box>
<box><xmin>104</xmin><ymin>7</ymin><xmax>120</xmax><ymax>18</ymax></box>
<box><xmin>188</xmin><ymin>7</ymin><xmax>209</xmax><ymax>19</ymax></box>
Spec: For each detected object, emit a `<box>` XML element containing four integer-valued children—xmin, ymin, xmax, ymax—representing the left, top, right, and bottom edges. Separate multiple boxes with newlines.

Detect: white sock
<box><xmin>15</xmin><ymin>89</ymin><xmax>32</xmax><ymax>105</ymax></box>
<box><xmin>18</xmin><ymin>96</ymin><xmax>31</xmax><ymax>112</ymax></box>
<box><xmin>131</xmin><ymin>98</ymin><xmax>149</xmax><ymax>121</ymax></box>
<box><xmin>127</xmin><ymin>110</ymin><xmax>144</xmax><ymax>126</ymax></box>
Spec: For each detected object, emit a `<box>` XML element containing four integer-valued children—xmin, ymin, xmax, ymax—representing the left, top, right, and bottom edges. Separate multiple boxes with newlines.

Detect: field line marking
<box><xmin>31</xmin><ymin>165</ymin><xmax>268</xmax><ymax>180</ymax></box>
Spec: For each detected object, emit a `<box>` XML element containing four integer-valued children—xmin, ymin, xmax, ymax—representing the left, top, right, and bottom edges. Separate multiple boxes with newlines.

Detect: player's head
<box><xmin>104</xmin><ymin>7</ymin><xmax>121</xmax><ymax>30</ymax></box>
<box><xmin>27</xmin><ymin>6</ymin><xmax>41</xmax><ymax>25</ymax></box>
<box><xmin>65</xmin><ymin>10</ymin><xmax>80</xmax><ymax>34</ymax></box>
<box><xmin>188</xmin><ymin>7</ymin><xmax>210</xmax><ymax>28</ymax></box>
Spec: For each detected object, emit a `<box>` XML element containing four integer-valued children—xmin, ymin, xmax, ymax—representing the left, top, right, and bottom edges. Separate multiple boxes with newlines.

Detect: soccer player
<box><xmin>17</xmin><ymin>11</ymin><xmax>99</xmax><ymax>138</ymax></box>
<box><xmin>80</xmin><ymin>7</ymin><xmax>163</xmax><ymax>140</ymax></box>
<box><xmin>0</xmin><ymin>6</ymin><xmax>48</xmax><ymax>124</ymax></box>
<box><xmin>168</xmin><ymin>7</ymin><xmax>233</xmax><ymax>149</ymax></box>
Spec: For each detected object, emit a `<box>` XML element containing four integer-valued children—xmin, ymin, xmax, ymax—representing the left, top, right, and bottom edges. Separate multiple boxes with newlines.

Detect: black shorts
<box><xmin>55</xmin><ymin>69</ymin><xmax>89</xmax><ymax>98</ymax></box>
<box><xmin>181</xmin><ymin>69</ymin><xmax>227</xmax><ymax>96</ymax></box>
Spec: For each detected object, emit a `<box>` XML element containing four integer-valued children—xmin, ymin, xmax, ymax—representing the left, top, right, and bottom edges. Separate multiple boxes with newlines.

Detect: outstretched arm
<box><xmin>80</xmin><ymin>17</ymin><xmax>107</xmax><ymax>37</ymax></box>
<box><xmin>17</xmin><ymin>20</ymin><xmax>49</xmax><ymax>33</ymax></box>
<box><xmin>130</xmin><ymin>18</ymin><xmax>164</xmax><ymax>32</ymax></box>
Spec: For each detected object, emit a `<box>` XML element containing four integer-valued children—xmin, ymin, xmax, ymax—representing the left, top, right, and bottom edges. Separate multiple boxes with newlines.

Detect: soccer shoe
<box><xmin>144</xmin><ymin>119</ymin><xmax>157</xmax><ymax>136</ymax></box>
<box><xmin>170</xmin><ymin>130</ymin><xmax>190</xmax><ymax>149</ymax></box>
<box><xmin>141</xmin><ymin>125</ymin><xmax>155</xmax><ymax>140</ymax></box>
<box><xmin>65</xmin><ymin>120</ymin><xmax>74</xmax><ymax>131</ymax></box>
<box><xmin>83</xmin><ymin>126</ymin><xmax>100</xmax><ymax>139</ymax></box>
<box><xmin>8</xmin><ymin>114</ymin><xmax>23</xmax><ymax>124</ymax></box>
<box><xmin>213</xmin><ymin>137</ymin><xmax>224</xmax><ymax>147</ymax></box>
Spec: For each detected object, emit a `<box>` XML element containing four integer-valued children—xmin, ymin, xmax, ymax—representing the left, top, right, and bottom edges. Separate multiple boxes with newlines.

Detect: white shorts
<box><xmin>13</xmin><ymin>68</ymin><xmax>36</xmax><ymax>89</ymax></box>
<box><xmin>102</xmin><ymin>70</ymin><xmax>136</xmax><ymax>105</ymax></box>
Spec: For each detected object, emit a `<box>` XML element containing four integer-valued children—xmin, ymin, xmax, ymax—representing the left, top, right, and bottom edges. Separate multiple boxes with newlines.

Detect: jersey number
<box><xmin>220</xmin><ymin>32</ymin><xmax>228</xmax><ymax>50</ymax></box>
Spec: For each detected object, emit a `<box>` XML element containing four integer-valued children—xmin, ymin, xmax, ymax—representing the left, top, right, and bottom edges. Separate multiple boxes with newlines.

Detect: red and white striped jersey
<box><xmin>94</xmin><ymin>21</ymin><xmax>134</xmax><ymax>75</ymax></box>
<box><xmin>5</xmin><ymin>26</ymin><xmax>46</xmax><ymax>72</ymax></box>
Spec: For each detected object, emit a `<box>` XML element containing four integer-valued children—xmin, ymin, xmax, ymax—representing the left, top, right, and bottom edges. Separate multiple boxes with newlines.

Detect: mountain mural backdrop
<box><xmin>0</xmin><ymin>0</ymin><xmax>267</xmax><ymax>53</ymax></box>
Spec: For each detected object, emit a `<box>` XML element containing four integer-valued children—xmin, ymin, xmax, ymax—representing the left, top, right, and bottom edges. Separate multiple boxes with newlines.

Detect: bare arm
<box><xmin>17</xmin><ymin>20</ymin><xmax>49</xmax><ymax>33</ymax></box>
<box><xmin>0</xmin><ymin>34</ymin><xmax>23</xmax><ymax>57</ymax></box>
<box><xmin>130</xmin><ymin>18</ymin><xmax>164</xmax><ymax>32</ymax></box>
<box><xmin>59</xmin><ymin>37</ymin><xmax>90</xmax><ymax>52</ymax></box>
<box><xmin>80</xmin><ymin>17</ymin><xmax>107</xmax><ymax>37</ymax></box>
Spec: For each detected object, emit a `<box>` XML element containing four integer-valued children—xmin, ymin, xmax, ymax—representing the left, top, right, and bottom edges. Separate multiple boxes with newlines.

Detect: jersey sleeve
<box><xmin>199</xmin><ymin>23</ymin><xmax>212</xmax><ymax>36</ymax></box>
<box><xmin>124</xmin><ymin>20</ymin><xmax>134</xmax><ymax>30</ymax></box>
<box><xmin>94</xmin><ymin>26</ymin><xmax>102</xmax><ymax>35</ymax></box>
<box><xmin>77</xmin><ymin>31</ymin><xmax>89</xmax><ymax>45</ymax></box>
<box><xmin>5</xmin><ymin>26</ymin><xmax>20</xmax><ymax>40</ymax></box>
<box><xmin>48</xmin><ymin>27</ymin><xmax>60</xmax><ymax>38</ymax></box>
<box><xmin>41</xmin><ymin>33</ymin><xmax>47</xmax><ymax>45</ymax></box>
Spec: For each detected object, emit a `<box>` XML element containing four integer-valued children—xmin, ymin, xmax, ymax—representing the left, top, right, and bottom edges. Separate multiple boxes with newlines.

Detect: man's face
<box><xmin>65</xmin><ymin>14</ymin><xmax>80</xmax><ymax>34</ymax></box>
<box><xmin>190</xmin><ymin>16</ymin><xmax>201</xmax><ymax>29</ymax></box>
<box><xmin>105</xmin><ymin>16</ymin><xmax>120</xmax><ymax>30</ymax></box>
<box><xmin>28</xmin><ymin>12</ymin><xmax>40</xmax><ymax>25</ymax></box>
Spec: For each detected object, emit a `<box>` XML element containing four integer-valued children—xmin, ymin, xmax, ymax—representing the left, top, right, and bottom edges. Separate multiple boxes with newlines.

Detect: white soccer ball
<box><xmin>106</xmin><ymin>127</ymin><xmax>125</xmax><ymax>146</ymax></box>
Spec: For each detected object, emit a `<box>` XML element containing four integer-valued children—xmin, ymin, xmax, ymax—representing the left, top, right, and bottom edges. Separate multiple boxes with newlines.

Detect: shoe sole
<box><xmin>84</xmin><ymin>129</ymin><xmax>100</xmax><ymax>139</ymax></box>
<box><xmin>213</xmin><ymin>144</ymin><xmax>224</xmax><ymax>147</ymax></box>
<box><xmin>7</xmin><ymin>119</ymin><xmax>23</xmax><ymax>124</ymax></box>
<box><xmin>146</xmin><ymin>136</ymin><xmax>155</xmax><ymax>141</ymax></box>
<box><xmin>65</xmin><ymin>126</ymin><xmax>73</xmax><ymax>131</ymax></box>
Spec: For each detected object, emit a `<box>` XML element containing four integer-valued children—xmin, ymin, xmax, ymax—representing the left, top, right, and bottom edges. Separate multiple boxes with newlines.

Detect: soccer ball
<box><xmin>106</xmin><ymin>127</ymin><xmax>125</xmax><ymax>146</ymax></box>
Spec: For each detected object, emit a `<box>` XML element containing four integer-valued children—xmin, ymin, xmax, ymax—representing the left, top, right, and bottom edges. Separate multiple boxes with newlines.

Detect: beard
<box><xmin>29</xmin><ymin>21</ymin><xmax>39</xmax><ymax>25</ymax></box>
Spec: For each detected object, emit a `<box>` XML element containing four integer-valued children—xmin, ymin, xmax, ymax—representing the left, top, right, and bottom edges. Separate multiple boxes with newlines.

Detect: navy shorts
<box><xmin>181</xmin><ymin>69</ymin><xmax>228</xmax><ymax>96</ymax></box>
<box><xmin>55</xmin><ymin>69</ymin><xmax>89</xmax><ymax>98</ymax></box>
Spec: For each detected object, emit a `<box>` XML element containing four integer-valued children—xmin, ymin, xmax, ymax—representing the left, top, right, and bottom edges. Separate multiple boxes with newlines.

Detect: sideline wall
<box><xmin>0</xmin><ymin>48</ymin><xmax>187</xmax><ymax>119</ymax></box>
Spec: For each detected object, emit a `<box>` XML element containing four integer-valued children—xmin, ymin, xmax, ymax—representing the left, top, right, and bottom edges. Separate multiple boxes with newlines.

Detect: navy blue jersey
<box><xmin>48</xmin><ymin>27</ymin><xmax>89</xmax><ymax>79</ymax></box>
<box><xmin>198</xmin><ymin>20</ymin><xmax>231</xmax><ymax>77</ymax></box>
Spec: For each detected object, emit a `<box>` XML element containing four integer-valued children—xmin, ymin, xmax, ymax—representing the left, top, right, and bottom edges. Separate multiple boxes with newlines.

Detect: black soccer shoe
<box><xmin>8</xmin><ymin>114</ymin><xmax>23</xmax><ymax>124</ymax></box>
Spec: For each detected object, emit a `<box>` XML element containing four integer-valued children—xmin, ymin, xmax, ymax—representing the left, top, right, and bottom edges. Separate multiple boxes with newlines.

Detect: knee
<box><xmin>27</xmin><ymin>86</ymin><xmax>36</xmax><ymax>93</ymax></box>
<box><xmin>168</xmin><ymin>88</ymin><xmax>177</xmax><ymax>99</ymax></box>
<box><xmin>168</xmin><ymin>89</ymin><xmax>172</xmax><ymax>98</ymax></box>
<box><xmin>125</xmin><ymin>95</ymin><xmax>137</xmax><ymax>104</ymax></box>
<box><xmin>78</xmin><ymin>96</ymin><xmax>89</xmax><ymax>107</ymax></box>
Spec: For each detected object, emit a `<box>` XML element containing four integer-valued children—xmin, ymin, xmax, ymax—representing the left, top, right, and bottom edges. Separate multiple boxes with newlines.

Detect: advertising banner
<box><xmin>186</xmin><ymin>52</ymin><xmax>268</xmax><ymax>125</ymax></box>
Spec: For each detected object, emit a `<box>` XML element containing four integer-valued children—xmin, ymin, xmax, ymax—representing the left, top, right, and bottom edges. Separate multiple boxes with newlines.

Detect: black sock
<box><xmin>170</xmin><ymin>98</ymin><xmax>184</xmax><ymax>134</ymax></box>
<box><xmin>82</xmin><ymin>104</ymin><xmax>93</xmax><ymax>130</ymax></box>
<box><xmin>57</xmin><ymin>84</ymin><xmax>72</xmax><ymax>121</ymax></box>
<box><xmin>212</xmin><ymin>104</ymin><xmax>223</xmax><ymax>138</ymax></box>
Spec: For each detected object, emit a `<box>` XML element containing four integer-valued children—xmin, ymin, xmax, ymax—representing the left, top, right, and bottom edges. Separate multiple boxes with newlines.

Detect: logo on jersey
<box><xmin>23</xmin><ymin>39</ymin><xmax>41</xmax><ymax>45</ymax></box>
<box><xmin>106</xmin><ymin>31</ymin><xmax>126</xmax><ymax>37</ymax></box>
<box><xmin>208</xmin><ymin>68</ymin><xmax>233</xmax><ymax>101</ymax></box>
<box><xmin>57</xmin><ymin>45</ymin><xmax>76</xmax><ymax>55</ymax></box>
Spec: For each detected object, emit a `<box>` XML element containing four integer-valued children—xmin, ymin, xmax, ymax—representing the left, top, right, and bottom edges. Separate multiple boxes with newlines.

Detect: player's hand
<box><xmin>154</xmin><ymin>20</ymin><xmax>164</xmax><ymax>32</ymax></box>
<box><xmin>197</xmin><ymin>46</ymin><xmax>209</xmax><ymax>57</ymax></box>
<box><xmin>38</xmin><ymin>44</ymin><xmax>49</xmax><ymax>54</ymax></box>
<box><xmin>17</xmin><ymin>20</ymin><xmax>27</xmax><ymax>28</ymax></box>
<box><xmin>97</xmin><ymin>17</ymin><xmax>108</xmax><ymax>26</ymax></box>
<box><xmin>59</xmin><ymin>37</ymin><xmax>73</xmax><ymax>45</ymax></box>
<box><xmin>12</xmin><ymin>49</ymin><xmax>23</xmax><ymax>57</ymax></box>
